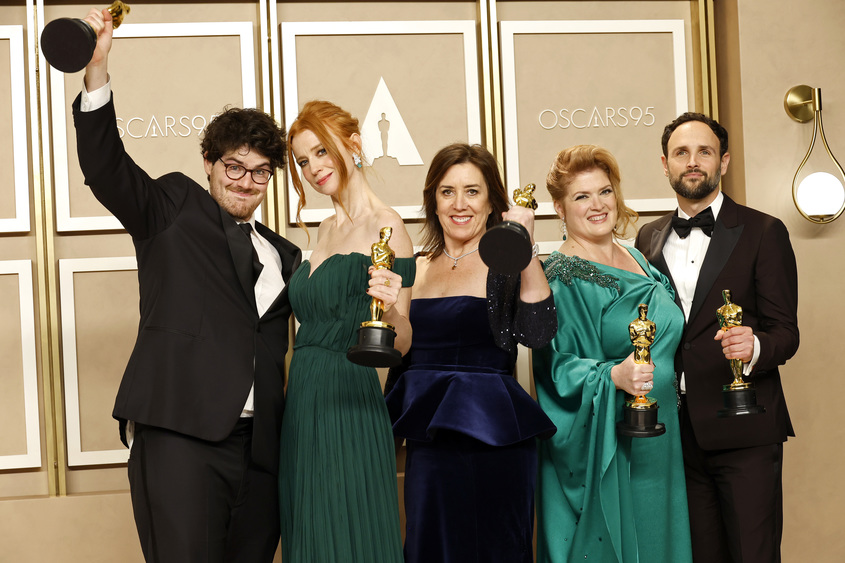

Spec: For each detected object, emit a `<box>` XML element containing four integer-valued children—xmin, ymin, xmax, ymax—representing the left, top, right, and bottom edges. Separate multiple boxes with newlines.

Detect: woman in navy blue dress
<box><xmin>385</xmin><ymin>144</ymin><xmax>556</xmax><ymax>562</ymax></box>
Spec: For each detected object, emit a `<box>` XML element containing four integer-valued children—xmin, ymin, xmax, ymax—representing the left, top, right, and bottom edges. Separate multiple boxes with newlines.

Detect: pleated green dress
<box><xmin>533</xmin><ymin>248</ymin><xmax>692</xmax><ymax>563</ymax></box>
<box><xmin>279</xmin><ymin>253</ymin><xmax>413</xmax><ymax>562</ymax></box>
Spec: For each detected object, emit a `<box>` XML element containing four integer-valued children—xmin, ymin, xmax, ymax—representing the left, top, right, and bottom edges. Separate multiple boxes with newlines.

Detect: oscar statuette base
<box><xmin>478</xmin><ymin>221</ymin><xmax>533</xmax><ymax>274</ymax></box>
<box><xmin>617</xmin><ymin>398</ymin><xmax>666</xmax><ymax>438</ymax></box>
<box><xmin>40</xmin><ymin>18</ymin><xmax>99</xmax><ymax>73</ymax></box>
<box><xmin>717</xmin><ymin>385</ymin><xmax>766</xmax><ymax>417</ymax></box>
<box><xmin>347</xmin><ymin>322</ymin><xmax>402</xmax><ymax>368</ymax></box>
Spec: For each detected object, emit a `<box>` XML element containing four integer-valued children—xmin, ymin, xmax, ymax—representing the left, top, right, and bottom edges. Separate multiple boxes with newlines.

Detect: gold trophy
<box><xmin>347</xmin><ymin>227</ymin><xmax>403</xmax><ymax>367</ymax></box>
<box><xmin>41</xmin><ymin>2</ymin><xmax>130</xmax><ymax>73</ymax></box>
<box><xmin>716</xmin><ymin>290</ymin><xmax>765</xmax><ymax>417</ymax></box>
<box><xmin>479</xmin><ymin>183</ymin><xmax>538</xmax><ymax>274</ymax></box>
<box><xmin>617</xmin><ymin>304</ymin><xmax>666</xmax><ymax>437</ymax></box>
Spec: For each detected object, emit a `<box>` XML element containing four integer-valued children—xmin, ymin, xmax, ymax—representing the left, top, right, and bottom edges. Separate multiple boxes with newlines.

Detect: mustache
<box><xmin>682</xmin><ymin>169</ymin><xmax>707</xmax><ymax>178</ymax></box>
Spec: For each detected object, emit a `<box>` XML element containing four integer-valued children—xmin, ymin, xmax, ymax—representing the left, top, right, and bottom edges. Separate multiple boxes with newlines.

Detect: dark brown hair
<box><xmin>200</xmin><ymin>106</ymin><xmax>286</xmax><ymax>171</ymax></box>
<box><xmin>420</xmin><ymin>143</ymin><xmax>509</xmax><ymax>258</ymax></box>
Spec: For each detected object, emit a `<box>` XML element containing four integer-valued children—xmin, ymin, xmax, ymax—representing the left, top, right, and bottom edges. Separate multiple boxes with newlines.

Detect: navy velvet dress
<box><xmin>386</xmin><ymin>295</ymin><xmax>556</xmax><ymax>563</ymax></box>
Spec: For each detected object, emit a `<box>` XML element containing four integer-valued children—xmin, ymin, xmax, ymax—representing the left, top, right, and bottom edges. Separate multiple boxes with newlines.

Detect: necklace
<box><xmin>443</xmin><ymin>246</ymin><xmax>479</xmax><ymax>270</ymax></box>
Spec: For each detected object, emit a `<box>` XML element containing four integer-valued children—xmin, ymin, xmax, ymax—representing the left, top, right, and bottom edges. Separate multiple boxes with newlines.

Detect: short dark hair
<box><xmin>201</xmin><ymin>106</ymin><xmax>286</xmax><ymax>171</ymax></box>
<box><xmin>420</xmin><ymin>143</ymin><xmax>509</xmax><ymax>258</ymax></box>
<box><xmin>661</xmin><ymin>112</ymin><xmax>729</xmax><ymax>158</ymax></box>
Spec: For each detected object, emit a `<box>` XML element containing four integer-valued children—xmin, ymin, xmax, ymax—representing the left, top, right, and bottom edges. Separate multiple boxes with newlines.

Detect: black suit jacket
<box><xmin>73</xmin><ymin>95</ymin><xmax>301</xmax><ymax>473</ymax></box>
<box><xmin>635</xmin><ymin>194</ymin><xmax>798</xmax><ymax>450</ymax></box>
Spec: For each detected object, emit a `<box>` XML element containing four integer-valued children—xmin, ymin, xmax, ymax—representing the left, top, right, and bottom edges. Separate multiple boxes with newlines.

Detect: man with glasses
<box><xmin>71</xmin><ymin>8</ymin><xmax>300</xmax><ymax>562</ymax></box>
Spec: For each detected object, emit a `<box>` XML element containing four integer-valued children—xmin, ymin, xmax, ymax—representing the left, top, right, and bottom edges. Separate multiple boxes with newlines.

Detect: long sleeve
<box><xmin>487</xmin><ymin>271</ymin><xmax>557</xmax><ymax>355</ymax></box>
<box><xmin>752</xmin><ymin>217</ymin><xmax>799</xmax><ymax>372</ymax></box>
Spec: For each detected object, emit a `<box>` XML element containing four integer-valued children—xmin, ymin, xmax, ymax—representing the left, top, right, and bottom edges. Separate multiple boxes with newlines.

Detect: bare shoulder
<box><xmin>371</xmin><ymin>206</ymin><xmax>413</xmax><ymax>257</ymax></box>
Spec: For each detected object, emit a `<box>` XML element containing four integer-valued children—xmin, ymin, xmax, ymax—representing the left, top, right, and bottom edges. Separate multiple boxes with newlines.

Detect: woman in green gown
<box><xmin>533</xmin><ymin>145</ymin><xmax>693</xmax><ymax>562</ymax></box>
<box><xmin>280</xmin><ymin>100</ymin><xmax>412</xmax><ymax>562</ymax></box>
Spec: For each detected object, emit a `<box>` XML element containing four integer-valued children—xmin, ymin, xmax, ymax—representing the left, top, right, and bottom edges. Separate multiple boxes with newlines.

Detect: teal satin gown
<box><xmin>533</xmin><ymin>247</ymin><xmax>693</xmax><ymax>563</ymax></box>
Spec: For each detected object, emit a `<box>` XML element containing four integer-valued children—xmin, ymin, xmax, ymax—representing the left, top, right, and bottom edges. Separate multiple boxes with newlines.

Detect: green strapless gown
<box><xmin>279</xmin><ymin>253</ymin><xmax>414</xmax><ymax>562</ymax></box>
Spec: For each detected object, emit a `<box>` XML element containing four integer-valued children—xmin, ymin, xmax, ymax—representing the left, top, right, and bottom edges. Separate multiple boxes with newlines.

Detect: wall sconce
<box><xmin>784</xmin><ymin>85</ymin><xmax>845</xmax><ymax>224</ymax></box>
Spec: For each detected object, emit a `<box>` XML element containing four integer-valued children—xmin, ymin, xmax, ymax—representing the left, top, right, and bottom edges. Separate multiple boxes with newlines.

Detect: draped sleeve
<box><xmin>532</xmin><ymin>253</ymin><xmax>636</xmax><ymax>562</ymax></box>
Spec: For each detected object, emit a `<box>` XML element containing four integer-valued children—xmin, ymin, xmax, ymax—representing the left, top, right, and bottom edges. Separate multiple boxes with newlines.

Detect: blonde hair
<box><xmin>545</xmin><ymin>144</ymin><xmax>637</xmax><ymax>239</ymax></box>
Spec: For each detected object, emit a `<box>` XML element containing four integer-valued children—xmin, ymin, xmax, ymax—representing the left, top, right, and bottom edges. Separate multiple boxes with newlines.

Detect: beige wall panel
<box><xmin>290</xmin><ymin>33</ymin><xmax>472</xmax><ymax>208</ymax></box>
<box><xmin>508</xmin><ymin>30</ymin><xmax>678</xmax><ymax>200</ymax></box>
<box><xmin>281</xmin><ymin>20</ymin><xmax>482</xmax><ymax>251</ymax></box>
<box><xmin>72</xmin><ymin>269</ymin><xmax>138</xmax><ymax>452</ymax></box>
<box><xmin>0</xmin><ymin>493</ymin><xmax>144</xmax><ymax>563</ymax></box>
<box><xmin>497</xmin><ymin>0</ymin><xmax>693</xmax><ymax>21</ymax></box>
<box><xmin>0</xmin><ymin>21</ymin><xmax>30</xmax><ymax>233</ymax></box>
<box><xmin>0</xmin><ymin>274</ymin><xmax>26</xmax><ymax>455</ymax></box>
<box><xmin>53</xmin><ymin>28</ymin><xmax>254</xmax><ymax>231</ymax></box>
<box><xmin>724</xmin><ymin>0</ymin><xmax>845</xmax><ymax>559</ymax></box>
<box><xmin>278</xmin><ymin>1</ymin><xmax>477</xmax><ymax>22</ymax></box>
<box><xmin>0</xmin><ymin>38</ymin><xmax>14</xmax><ymax>219</ymax></box>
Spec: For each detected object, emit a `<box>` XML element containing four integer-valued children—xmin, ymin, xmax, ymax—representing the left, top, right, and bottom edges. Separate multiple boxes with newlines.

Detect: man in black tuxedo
<box><xmin>635</xmin><ymin>113</ymin><xmax>799</xmax><ymax>562</ymax></box>
<box><xmin>72</xmin><ymin>8</ymin><xmax>300</xmax><ymax>562</ymax></box>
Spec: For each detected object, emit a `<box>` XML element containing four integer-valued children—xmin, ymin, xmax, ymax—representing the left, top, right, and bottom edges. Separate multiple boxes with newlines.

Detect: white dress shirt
<box><xmin>662</xmin><ymin>191</ymin><xmax>759</xmax><ymax>392</ymax></box>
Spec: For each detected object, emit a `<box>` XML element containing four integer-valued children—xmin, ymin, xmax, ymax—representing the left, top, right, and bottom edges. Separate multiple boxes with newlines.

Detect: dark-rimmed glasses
<box><xmin>218</xmin><ymin>159</ymin><xmax>273</xmax><ymax>184</ymax></box>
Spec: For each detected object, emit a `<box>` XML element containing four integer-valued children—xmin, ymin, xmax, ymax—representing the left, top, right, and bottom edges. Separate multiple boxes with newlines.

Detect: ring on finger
<box><xmin>384</xmin><ymin>279</ymin><xmax>391</xmax><ymax>287</ymax></box>
<box><xmin>641</xmin><ymin>381</ymin><xmax>653</xmax><ymax>392</ymax></box>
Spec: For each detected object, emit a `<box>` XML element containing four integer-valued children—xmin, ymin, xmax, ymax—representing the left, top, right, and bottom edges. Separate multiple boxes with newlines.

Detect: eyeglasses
<box><xmin>218</xmin><ymin>159</ymin><xmax>274</xmax><ymax>184</ymax></box>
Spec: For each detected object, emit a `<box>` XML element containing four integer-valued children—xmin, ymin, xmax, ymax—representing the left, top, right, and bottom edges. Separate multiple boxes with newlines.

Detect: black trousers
<box><xmin>680</xmin><ymin>398</ymin><xmax>784</xmax><ymax>563</ymax></box>
<box><xmin>128</xmin><ymin>420</ymin><xmax>280</xmax><ymax>563</ymax></box>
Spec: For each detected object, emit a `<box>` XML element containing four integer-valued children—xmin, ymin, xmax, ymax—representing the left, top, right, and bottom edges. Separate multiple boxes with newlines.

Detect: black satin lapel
<box><xmin>688</xmin><ymin>219</ymin><xmax>743</xmax><ymax>323</ymax></box>
<box><xmin>220</xmin><ymin>207</ymin><xmax>258</xmax><ymax>312</ymax></box>
<box><xmin>645</xmin><ymin>219</ymin><xmax>683</xmax><ymax>307</ymax></box>
<box><xmin>255</xmin><ymin>223</ymin><xmax>302</xmax><ymax>284</ymax></box>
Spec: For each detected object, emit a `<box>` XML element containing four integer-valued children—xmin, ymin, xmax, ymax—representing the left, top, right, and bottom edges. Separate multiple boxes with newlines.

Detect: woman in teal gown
<box><xmin>533</xmin><ymin>145</ymin><xmax>692</xmax><ymax>562</ymax></box>
<box><xmin>280</xmin><ymin>100</ymin><xmax>412</xmax><ymax>562</ymax></box>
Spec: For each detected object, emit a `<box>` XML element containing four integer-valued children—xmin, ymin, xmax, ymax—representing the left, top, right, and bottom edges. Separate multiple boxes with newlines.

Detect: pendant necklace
<box><xmin>443</xmin><ymin>247</ymin><xmax>479</xmax><ymax>270</ymax></box>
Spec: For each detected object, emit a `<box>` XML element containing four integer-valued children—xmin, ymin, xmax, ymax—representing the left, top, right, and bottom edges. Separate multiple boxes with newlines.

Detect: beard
<box><xmin>669</xmin><ymin>168</ymin><xmax>721</xmax><ymax>201</ymax></box>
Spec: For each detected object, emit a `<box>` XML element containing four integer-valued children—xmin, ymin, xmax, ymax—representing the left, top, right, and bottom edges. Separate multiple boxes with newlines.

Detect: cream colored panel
<box><xmin>501</xmin><ymin>20</ymin><xmax>689</xmax><ymax>221</ymax></box>
<box><xmin>50</xmin><ymin>22</ymin><xmax>257</xmax><ymax>232</ymax></box>
<box><xmin>281</xmin><ymin>21</ymin><xmax>482</xmax><ymax>225</ymax></box>
<box><xmin>0</xmin><ymin>25</ymin><xmax>30</xmax><ymax>232</ymax></box>
<box><xmin>0</xmin><ymin>261</ymin><xmax>40</xmax><ymax>470</ymax></box>
<box><xmin>59</xmin><ymin>257</ymin><xmax>138</xmax><ymax>466</ymax></box>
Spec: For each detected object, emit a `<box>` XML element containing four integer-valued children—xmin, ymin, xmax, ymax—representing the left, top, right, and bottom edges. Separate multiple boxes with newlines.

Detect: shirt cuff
<box><xmin>80</xmin><ymin>77</ymin><xmax>111</xmax><ymax>112</ymax></box>
<box><xmin>742</xmin><ymin>335</ymin><xmax>761</xmax><ymax>375</ymax></box>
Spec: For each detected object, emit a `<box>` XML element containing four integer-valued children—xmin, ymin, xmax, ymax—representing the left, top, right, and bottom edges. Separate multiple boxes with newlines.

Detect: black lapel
<box><xmin>688</xmin><ymin>197</ymin><xmax>743</xmax><ymax>323</ymax></box>
<box><xmin>255</xmin><ymin>222</ymin><xmax>303</xmax><ymax>313</ymax></box>
<box><xmin>220</xmin><ymin>207</ymin><xmax>258</xmax><ymax>312</ymax></box>
<box><xmin>646</xmin><ymin>215</ymin><xmax>682</xmax><ymax>309</ymax></box>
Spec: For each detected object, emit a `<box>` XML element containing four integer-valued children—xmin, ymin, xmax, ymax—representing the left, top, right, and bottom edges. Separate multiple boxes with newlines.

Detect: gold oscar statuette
<box><xmin>347</xmin><ymin>227</ymin><xmax>402</xmax><ymax>368</ymax></box>
<box><xmin>716</xmin><ymin>290</ymin><xmax>765</xmax><ymax>417</ymax></box>
<box><xmin>41</xmin><ymin>2</ymin><xmax>131</xmax><ymax>74</ymax></box>
<box><xmin>479</xmin><ymin>183</ymin><xmax>538</xmax><ymax>274</ymax></box>
<box><xmin>617</xmin><ymin>303</ymin><xmax>666</xmax><ymax>437</ymax></box>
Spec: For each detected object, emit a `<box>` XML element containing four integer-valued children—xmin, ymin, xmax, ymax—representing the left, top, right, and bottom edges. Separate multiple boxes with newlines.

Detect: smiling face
<box><xmin>662</xmin><ymin>120</ymin><xmax>730</xmax><ymax>203</ymax></box>
<box><xmin>203</xmin><ymin>145</ymin><xmax>270</xmax><ymax>221</ymax></box>
<box><xmin>554</xmin><ymin>167</ymin><xmax>618</xmax><ymax>243</ymax></box>
<box><xmin>290</xmin><ymin>128</ymin><xmax>357</xmax><ymax>197</ymax></box>
<box><xmin>435</xmin><ymin>162</ymin><xmax>492</xmax><ymax>248</ymax></box>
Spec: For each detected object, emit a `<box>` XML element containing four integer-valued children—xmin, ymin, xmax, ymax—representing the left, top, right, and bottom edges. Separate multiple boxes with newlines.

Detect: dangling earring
<box><xmin>353</xmin><ymin>153</ymin><xmax>363</xmax><ymax>169</ymax></box>
<box><xmin>561</xmin><ymin>218</ymin><xmax>568</xmax><ymax>241</ymax></box>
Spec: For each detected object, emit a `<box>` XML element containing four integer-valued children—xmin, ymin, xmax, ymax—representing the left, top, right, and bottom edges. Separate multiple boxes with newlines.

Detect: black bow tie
<box><xmin>671</xmin><ymin>207</ymin><xmax>715</xmax><ymax>238</ymax></box>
